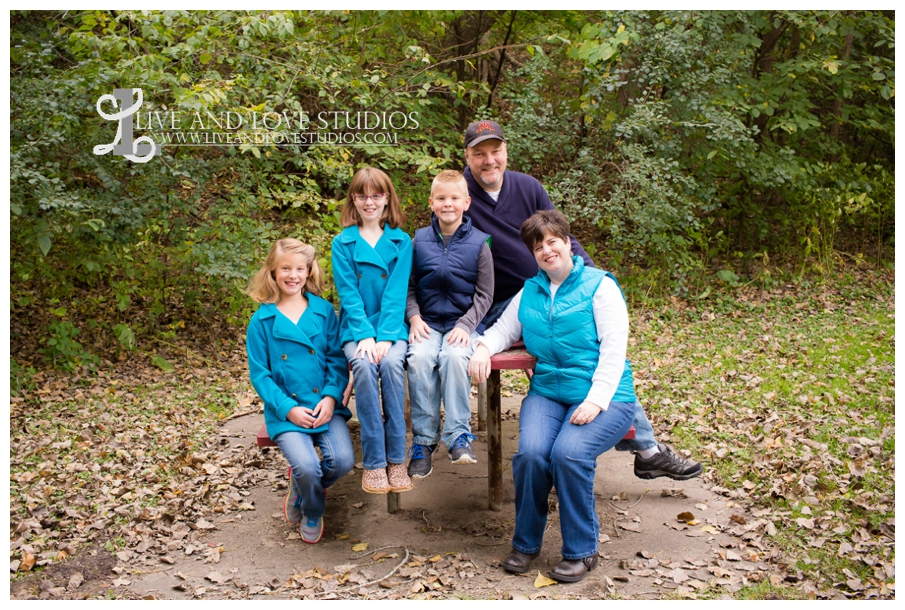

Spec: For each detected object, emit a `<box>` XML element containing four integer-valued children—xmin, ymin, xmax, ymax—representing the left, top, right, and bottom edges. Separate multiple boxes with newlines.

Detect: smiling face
<box><xmin>273</xmin><ymin>252</ymin><xmax>309</xmax><ymax>300</ymax></box>
<box><xmin>429</xmin><ymin>180</ymin><xmax>471</xmax><ymax>235</ymax></box>
<box><xmin>352</xmin><ymin>190</ymin><xmax>388</xmax><ymax>226</ymax></box>
<box><xmin>465</xmin><ymin>139</ymin><xmax>507</xmax><ymax>191</ymax></box>
<box><xmin>532</xmin><ymin>232</ymin><xmax>573</xmax><ymax>283</ymax></box>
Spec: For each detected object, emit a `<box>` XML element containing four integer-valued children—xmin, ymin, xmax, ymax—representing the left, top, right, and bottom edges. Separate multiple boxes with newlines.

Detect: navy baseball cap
<box><xmin>464</xmin><ymin>120</ymin><xmax>506</xmax><ymax>148</ymax></box>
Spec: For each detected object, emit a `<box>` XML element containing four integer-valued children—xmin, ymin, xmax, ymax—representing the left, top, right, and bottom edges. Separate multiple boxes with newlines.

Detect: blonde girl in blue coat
<box><xmin>331</xmin><ymin>167</ymin><xmax>414</xmax><ymax>495</ymax></box>
<box><xmin>247</xmin><ymin>238</ymin><xmax>354</xmax><ymax>544</ymax></box>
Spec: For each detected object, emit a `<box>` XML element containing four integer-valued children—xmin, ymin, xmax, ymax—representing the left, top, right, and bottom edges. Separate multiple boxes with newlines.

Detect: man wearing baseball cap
<box><xmin>461</xmin><ymin>119</ymin><xmax>702</xmax><ymax>483</ymax></box>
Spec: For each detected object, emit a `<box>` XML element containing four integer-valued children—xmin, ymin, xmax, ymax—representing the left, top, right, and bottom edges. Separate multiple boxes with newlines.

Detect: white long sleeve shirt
<box><xmin>475</xmin><ymin>275</ymin><xmax>630</xmax><ymax>411</ymax></box>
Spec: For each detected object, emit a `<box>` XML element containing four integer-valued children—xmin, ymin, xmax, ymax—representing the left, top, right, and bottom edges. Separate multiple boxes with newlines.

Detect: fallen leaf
<box><xmin>20</xmin><ymin>553</ymin><xmax>36</xmax><ymax>571</ymax></box>
<box><xmin>677</xmin><ymin>512</ymin><xmax>696</xmax><ymax>523</ymax></box>
<box><xmin>352</xmin><ymin>543</ymin><xmax>369</xmax><ymax>552</ymax></box>
<box><xmin>534</xmin><ymin>571</ymin><xmax>557</xmax><ymax>588</ymax></box>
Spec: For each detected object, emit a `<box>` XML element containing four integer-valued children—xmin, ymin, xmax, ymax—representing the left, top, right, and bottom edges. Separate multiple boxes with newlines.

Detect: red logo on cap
<box><xmin>475</xmin><ymin>122</ymin><xmax>495</xmax><ymax>134</ymax></box>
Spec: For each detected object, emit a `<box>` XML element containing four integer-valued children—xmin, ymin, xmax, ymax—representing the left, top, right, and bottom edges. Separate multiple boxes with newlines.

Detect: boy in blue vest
<box><xmin>405</xmin><ymin>170</ymin><xmax>494</xmax><ymax>478</ymax></box>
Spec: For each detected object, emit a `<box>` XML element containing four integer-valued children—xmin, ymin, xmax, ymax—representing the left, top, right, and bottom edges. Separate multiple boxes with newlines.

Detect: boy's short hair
<box><xmin>519</xmin><ymin>210</ymin><xmax>571</xmax><ymax>250</ymax></box>
<box><xmin>431</xmin><ymin>169</ymin><xmax>469</xmax><ymax>197</ymax></box>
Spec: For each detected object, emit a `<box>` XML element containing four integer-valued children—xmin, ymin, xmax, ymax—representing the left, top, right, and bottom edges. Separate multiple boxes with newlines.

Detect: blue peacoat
<box><xmin>246</xmin><ymin>295</ymin><xmax>351</xmax><ymax>439</ymax></box>
<box><xmin>331</xmin><ymin>225</ymin><xmax>412</xmax><ymax>345</ymax></box>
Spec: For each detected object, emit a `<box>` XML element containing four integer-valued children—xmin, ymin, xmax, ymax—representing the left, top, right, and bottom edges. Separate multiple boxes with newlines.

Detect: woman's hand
<box><xmin>287</xmin><ymin>406</ymin><xmax>316</xmax><ymax>428</ymax></box>
<box><xmin>408</xmin><ymin>315</ymin><xmax>432</xmax><ymax>343</ymax></box>
<box><xmin>355</xmin><ymin>337</ymin><xmax>377</xmax><ymax>363</ymax></box>
<box><xmin>446</xmin><ymin>327</ymin><xmax>471</xmax><ymax>348</ymax></box>
<box><xmin>468</xmin><ymin>344</ymin><xmax>492</xmax><ymax>384</ymax></box>
<box><xmin>312</xmin><ymin>396</ymin><xmax>336</xmax><ymax>428</ymax></box>
<box><xmin>570</xmin><ymin>401</ymin><xmax>603</xmax><ymax>426</ymax></box>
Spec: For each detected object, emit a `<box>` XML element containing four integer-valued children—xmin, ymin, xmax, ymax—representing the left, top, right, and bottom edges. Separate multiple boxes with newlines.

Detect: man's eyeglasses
<box><xmin>353</xmin><ymin>193</ymin><xmax>388</xmax><ymax>203</ymax></box>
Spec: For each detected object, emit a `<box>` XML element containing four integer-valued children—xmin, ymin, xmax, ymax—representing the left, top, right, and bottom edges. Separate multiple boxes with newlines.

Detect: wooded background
<box><xmin>9</xmin><ymin>10</ymin><xmax>895</xmax><ymax>372</ymax></box>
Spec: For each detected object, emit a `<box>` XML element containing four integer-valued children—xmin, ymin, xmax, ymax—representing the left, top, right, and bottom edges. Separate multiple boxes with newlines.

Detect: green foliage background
<box><xmin>9</xmin><ymin>10</ymin><xmax>895</xmax><ymax>370</ymax></box>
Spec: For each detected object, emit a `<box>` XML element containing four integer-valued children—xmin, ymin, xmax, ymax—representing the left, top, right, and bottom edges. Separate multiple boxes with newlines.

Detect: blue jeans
<box><xmin>614</xmin><ymin>400</ymin><xmax>658</xmax><ymax>453</ymax></box>
<box><xmin>406</xmin><ymin>330</ymin><xmax>477</xmax><ymax>449</ymax></box>
<box><xmin>512</xmin><ymin>394</ymin><xmax>635</xmax><ymax>559</ymax></box>
<box><xmin>343</xmin><ymin>340</ymin><xmax>408</xmax><ymax>470</ymax></box>
<box><xmin>274</xmin><ymin>417</ymin><xmax>354</xmax><ymax>520</ymax></box>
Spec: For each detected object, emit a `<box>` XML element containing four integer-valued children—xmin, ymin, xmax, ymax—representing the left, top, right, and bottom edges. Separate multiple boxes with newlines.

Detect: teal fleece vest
<box><xmin>519</xmin><ymin>257</ymin><xmax>637</xmax><ymax>405</ymax></box>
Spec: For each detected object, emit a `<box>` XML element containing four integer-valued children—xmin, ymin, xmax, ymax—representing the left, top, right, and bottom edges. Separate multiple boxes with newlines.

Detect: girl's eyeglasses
<box><xmin>353</xmin><ymin>193</ymin><xmax>387</xmax><ymax>203</ymax></box>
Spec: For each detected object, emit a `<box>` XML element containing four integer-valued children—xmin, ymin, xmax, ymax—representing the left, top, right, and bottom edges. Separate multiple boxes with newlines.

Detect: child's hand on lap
<box><xmin>408</xmin><ymin>315</ymin><xmax>432</xmax><ymax>343</ymax></box>
<box><xmin>374</xmin><ymin>341</ymin><xmax>392</xmax><ymax>362</ymax></box>
<box><xmin>355</xmin><ymin>337</ymin><xmax>378</xmax><ymax>363</ymax></box>
<box><xmin>287</xmin><ymin>406</ymin><xmax>317</xmax><ymax>428</ymax></box>
<box><xmin>446</xmin><ymin>327</ymin><xmax>471</xmax><ymax>348</ymax></box>
<box><xmin>312</xmin><ymin>397</ymin><xmax>336</xmax><ymax>428</ymax></box>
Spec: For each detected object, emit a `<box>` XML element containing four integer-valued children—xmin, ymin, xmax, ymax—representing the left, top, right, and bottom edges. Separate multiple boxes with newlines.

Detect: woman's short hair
<box><xmin>519</xmin><ymin>209</ymin><xmax>571</xmax><ymax>250</ymax></box>
<box><xmin>340</xmin><ymin>166</ymin><xmax>406</xmax><ymax>229</ymax></box>
<box><xmin>246</xmin><ymin>238</ymin><xmax>323</xmax><ymax>304</ymax></box>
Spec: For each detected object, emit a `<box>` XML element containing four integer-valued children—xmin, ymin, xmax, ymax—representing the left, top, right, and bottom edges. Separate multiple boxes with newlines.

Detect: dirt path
<box><xmin>116</xmin><ymin>395</ymin><xmax>767</xmax><ymax>600</ymax></box>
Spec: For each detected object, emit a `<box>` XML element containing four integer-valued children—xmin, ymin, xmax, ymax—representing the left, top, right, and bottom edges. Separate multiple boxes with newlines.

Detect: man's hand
<box><xmin>569</xmin><ymin>401</ymin><xmax>602</xmax><ymax>426</ymax></box>
<box><xmin>468</xmin><ymin>344</ymin><xmax>492</xmax><ymax>384</ymax></box>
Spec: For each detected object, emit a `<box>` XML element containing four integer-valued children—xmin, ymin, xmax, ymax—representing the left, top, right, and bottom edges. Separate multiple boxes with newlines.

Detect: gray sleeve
<box><xmin>405</xmin><ymin>234</ymin><xmax>421</xmax><ymax>322</ymax></box>
<box><xmin>454</xmin><ymin>241</ymin><xmax>494</xmax><ymax>334</ymax></box>
<box><xmin>406</xmin><ymin>265</ymin><xmax>421</xmax><ymax>322</ymax></box>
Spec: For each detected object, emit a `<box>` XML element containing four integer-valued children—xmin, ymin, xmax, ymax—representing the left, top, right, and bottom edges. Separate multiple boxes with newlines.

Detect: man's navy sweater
<box><xmin>463</xmin><ymin>166</ymin><xmax>593</xmax><ymax>304</ymax></box>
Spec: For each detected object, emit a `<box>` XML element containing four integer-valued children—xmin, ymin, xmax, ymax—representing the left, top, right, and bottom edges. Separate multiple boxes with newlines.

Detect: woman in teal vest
<box><xmin>469</xmin><ymin>210</ymin><xmax>637</xmax><ymax>583</ymax></box>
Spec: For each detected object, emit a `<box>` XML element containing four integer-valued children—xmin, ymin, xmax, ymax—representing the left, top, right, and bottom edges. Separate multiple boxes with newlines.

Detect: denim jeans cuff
<box><xmin>513</xmin><ymin>543</ymin><xmax>542</xmax><ymax>555</ymax></box>
<box><xmin>412</xmin><ymin>435</ymin><xmax>440</xmax><ymax>447</ymax></box>
<box><xmin>562</xmin><ymin>549</ymin><xmax>598</xmax><ymax>561</ymax></box>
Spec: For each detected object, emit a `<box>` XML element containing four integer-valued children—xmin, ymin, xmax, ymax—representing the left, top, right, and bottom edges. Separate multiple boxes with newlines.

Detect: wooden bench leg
<box><xmin>476</xmin><ymin>380</ymin><xmax>487</xmax><ymax>432</ymax></box>
<box><xmin>488</xmin><ymin>370</ymin><xmax>503</xmax><ymax>511</ymax></box>
<box><xmin>387</xmin><ymin>491</ymin><xmax>400</xmax><ymax>513</ymax></box>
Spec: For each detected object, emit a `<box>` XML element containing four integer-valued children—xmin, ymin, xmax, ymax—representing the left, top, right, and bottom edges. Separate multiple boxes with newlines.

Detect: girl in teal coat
<box><xmin>331</xmin><ymin>167</ymin><xmax>414</xmax><ymax>495</ymax></box>
<box><xmin>246</xmin><ymin>238</ymin><xmax>353</xmax><ymax>544</ymax></box>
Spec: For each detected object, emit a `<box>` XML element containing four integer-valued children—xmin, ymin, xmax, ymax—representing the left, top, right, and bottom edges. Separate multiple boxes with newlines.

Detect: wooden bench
<box><xmin>476</xmin><ymin>347</ymin><xmax>636</xmax><ymax>511</ymax></box>
<box><xmin>257</xmin><ymin>350</ymin><xmax>635</xmax><ymax>513</ymax></box>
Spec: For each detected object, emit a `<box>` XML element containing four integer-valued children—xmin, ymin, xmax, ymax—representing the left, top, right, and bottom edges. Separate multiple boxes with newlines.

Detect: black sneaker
<box><xmin>634</xmin><ymin>443</ymin><xmax>703</xmax><ymax>480</ymax></box>
<box><xmin>407</xmin><ymin>443</ymin><xmax>436</xmax><ymax>479</ymax></box>
<box><xmin>449</xmin><ymin>433</ymin><xmax>477</xmax><ymax>464</ymax></box>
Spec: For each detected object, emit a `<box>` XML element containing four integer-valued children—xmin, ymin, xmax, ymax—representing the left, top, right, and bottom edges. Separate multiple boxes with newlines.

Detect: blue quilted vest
<box><xmin>519</xmin><ymin>256</ymin><xmax>637</xmax><ymax>405</ymax></box>
<box><xmin>413</xmin><ymin>215</ymin><xmax>491</xmax><ymax>333</ymax></box>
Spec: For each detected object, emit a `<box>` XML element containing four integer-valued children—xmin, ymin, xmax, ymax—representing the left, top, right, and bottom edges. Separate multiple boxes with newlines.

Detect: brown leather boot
<box><xmin>549</xmin><ymin>554</ymin><xmax>599</xmax><ymax>582</ymax></box>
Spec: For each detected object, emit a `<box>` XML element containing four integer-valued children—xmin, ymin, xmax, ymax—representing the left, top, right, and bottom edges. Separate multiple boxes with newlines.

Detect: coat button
<box><xmin>309</xmin><ymin>348</ymin><xmax>315</xmax><ymax>355</ymax></box>
<box><xmin>292</xmin><ymin>393</ymin><xmax>297</xmax><ymax>398</ymax></box>
<box><xmin>381</xmin><ymin>273</ymin><xmax>387</xmax><ymax>279</ymax></box>
<box><xmin>281</xmin><ymin>354</ymin><xmax>287</xmax><ymax>360</ymax></box>
<box><xmin>312</xmin><ymin>388</ymin><xmax>319</xmax><ymax>394</ymax></box>
<box><xmin>358</xmin><ymin>273</ymin><xmax>362</xmax><ymax>279</ymax></box>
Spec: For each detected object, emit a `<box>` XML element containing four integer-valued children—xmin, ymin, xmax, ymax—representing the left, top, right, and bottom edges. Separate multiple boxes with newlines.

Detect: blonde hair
<box><xmin>431</xmin><ymin>169</ymin><xmax>469</xmax><ymax>197</ymax></box>
<box><xmin>246</xmin><ymin>238</ymin><xmax>323</xmax><ymax>303</ymax></box>
<box><xmin>340</xmin><ymin>166</ymin><xmax>406</xmax><ymax>229</ymax></box>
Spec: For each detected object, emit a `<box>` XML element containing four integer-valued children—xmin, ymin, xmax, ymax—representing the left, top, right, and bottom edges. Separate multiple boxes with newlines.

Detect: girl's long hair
<box><xmin>246</xmin><ymin>238</ymin><xmax>323</xmax><ymax>304</ymax></box>
<box><xmin>340</xmin><ymin>166</ymin><xmax>406</xmax><ymax>228</ymax></box>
